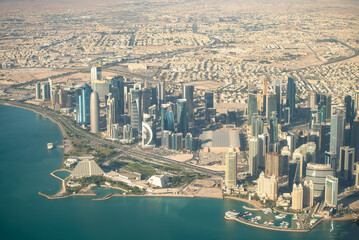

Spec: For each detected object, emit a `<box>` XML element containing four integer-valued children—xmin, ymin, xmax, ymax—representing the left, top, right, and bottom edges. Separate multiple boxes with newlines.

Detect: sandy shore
<box><xmin>224</xmin><ymin>196</ymin><xmax>263</xmax><ymax>209</ymax></box>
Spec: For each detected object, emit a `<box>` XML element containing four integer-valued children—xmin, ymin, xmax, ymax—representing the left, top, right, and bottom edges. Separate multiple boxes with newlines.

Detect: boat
<box><xmin>47</xmin><ymin>143</ymin><xmax>54</xmax><ymax>150</ymax></box>
<box><xmin>275</xmin><ymin>213</ymin><xmax>287</xmax><ymax>220</ymax></box>
<box><xmin>225</xmin><ymin>211</ymin><xmax>239</xmax><ymax>219</ymax></box>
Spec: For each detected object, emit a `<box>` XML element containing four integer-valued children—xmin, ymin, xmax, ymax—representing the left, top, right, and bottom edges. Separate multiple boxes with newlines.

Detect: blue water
<box><xmin>0</xmin><ymin>104</ymin><xmax>358</xmax><ymax>240</ymax></box>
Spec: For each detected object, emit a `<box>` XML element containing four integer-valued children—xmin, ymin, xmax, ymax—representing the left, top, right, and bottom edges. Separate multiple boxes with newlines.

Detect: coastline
<box><xmin>3</xmin><ymin>102</ymin><xmax>358</xmax><ymax>233</ymax></box>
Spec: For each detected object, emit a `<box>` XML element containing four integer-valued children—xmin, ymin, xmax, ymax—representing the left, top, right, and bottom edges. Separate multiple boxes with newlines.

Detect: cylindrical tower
<box><xmin>90</xmin><ymin>91</ymin><xmax>100</xmax><ymax>133</ymax></box>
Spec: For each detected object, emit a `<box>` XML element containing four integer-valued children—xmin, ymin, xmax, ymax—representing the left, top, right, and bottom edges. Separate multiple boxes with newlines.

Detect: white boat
<box><xmin>47</xmin><ymin>143</ymin><xmax>54</xmax><ymax>150</ymax></box>
<box><xmin>225</xmin><ymin>211</ymin><xmax>239</xmax><ymax>218</ymax></box>
<box><xmin>275</xmin><ymin>213</ymin><xmax>287</xmax><ymax>219</ymax></box>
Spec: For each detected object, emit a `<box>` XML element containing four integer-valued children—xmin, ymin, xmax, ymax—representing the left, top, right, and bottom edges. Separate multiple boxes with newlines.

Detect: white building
<box><xmin>148</xmin><ymin>175</ymin><xmax>170</xmax><ymax>187</ymax></box>
<box><xmin>257</xmin><ymin>171</ymin><xmax>278</xmax><ymax>200</ymax></box>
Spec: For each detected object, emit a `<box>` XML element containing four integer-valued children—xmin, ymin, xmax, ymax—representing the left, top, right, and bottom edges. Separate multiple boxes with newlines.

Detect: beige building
<box><xmin>355</xmin><ymin>163</ymin><xmax>359</xmax><ymax>188</ymax></box>
<box><xmin>265</xmin><ymin>152</ymin><xmax>288</xmax><ymax>178</ymax></box>
<box><xmin>257</xmin><ymin>171</ymin><xmax>277</xmax><ymax>200</ymax></box>
<box><xmin>303</xmin><ymin>180</ymin><xmax>314</xmax><ymax>207</ymax></box>
<box><xmin>292</xmin><ymin>183</ymin><xmax>303</xmax><ymax>211</ymax></box>
<box><xmin>225</xmin><ymin>147</ymin><xmax>238</xmax><ymax>188</ymax></box>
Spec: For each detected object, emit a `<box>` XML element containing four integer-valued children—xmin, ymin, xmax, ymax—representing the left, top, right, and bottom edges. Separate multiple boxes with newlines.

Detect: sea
<box><xmin>0</xmin><ymin>104</ymin><xmax>358</xmax><ymax>240</ymax></box>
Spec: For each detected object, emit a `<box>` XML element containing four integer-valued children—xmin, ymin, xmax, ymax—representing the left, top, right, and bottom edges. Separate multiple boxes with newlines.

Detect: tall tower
<box><xmin>266</xmin><ymin>94</ymin><xmax>277</xmax><ymax>120</ymax></box>
<box><xmin>225</xmin><ymin>147</ymin><xmax>237</xmax><ymax>188</ymax></box>
<box><xmin>286</xmin><ymin>77</ymin><xmax>296</xmax><ymax>117</ymax></box>
<box><xmin>339</xmin><ymin>146</ymin><xmax>355</xmax><ymax>181</ymax></box>
<box><xmin>182</xmin><ymin>85</ymin><xmax>195</xmax><ymax>128</ymax></box>
<box><xmin>249</xmin><ymin>137</ymin><xmax>262</xmax><ymax>177</ymax></box>
<box><xmin>176</xmin><ymin>99</ymin><xmax>188</xmax><ymax>135</ymax></box>
<box><xmin>329</xmin><ymin>114</ymin><xmax>344</xmax><ymax>156</ymax></box>
<box><xmin>351</xmin><ymin>117</ymin><xmax>359</xmax><ymax>161</ymax></box>
<box><xmin>107</xmin><ymin>97</ymin><xmax>116</xmax><ymax>137</ymax></box>
<box><xmin>91</xmin><ymin>65</ymin><xmax>102</xmax><ymax>86</ymax></box>
<box><xmin>90</xmin><ymin>91</ymin><xmax>100</xmax><ymax>133</ymax></box>
<box><xmin>76</xmin><ymin>83</ymin><xmax>92</xmax><ymax>126</ymax></box>
<box><xmin>274</xmin><ymin>79</ymin><xmax>282</xmax><ymax>121</ymax></box>
<box><xmin>157</xmin><ymin>81</ymin><xmax>166</xmax><ymax>106</ymax></box>
<box><xmin>325</xmin><ymin>176</ymin><xmax>338</xmax><ymax>207</ymax></box>
<box><xmin>292</xmin><ymin>183</ymin><xmax>303</xmax><ymax>211</ymax></box>
<box><xmin>247</xmin><ymin>93</ymin><xmax>258</xmax><ymax>124</ymax></box>
<box><xmin>35</xmin><ymin>82</ymin><xmax>41</xmax><ymax>100</ymax></box>
<box><xmin>48</xmin><ymin>78</ymin><xmax>54</xmax><ymax>104</ymax></box>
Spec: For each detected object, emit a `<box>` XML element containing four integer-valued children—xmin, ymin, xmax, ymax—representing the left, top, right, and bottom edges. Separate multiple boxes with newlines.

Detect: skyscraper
<box><xmin>329</xmin><ymin>114</ymin><xmax>344</xmax><ymax>156</ymax></box>
<box><xmin>351</xmin><ymin>117</ymin><xmax>359</xmax><ymax>161</ymax></box>
<box><xmin>130</xmin><ymin>98</ymin><xmax>142</xmax><ymax>137</ymax></box>
<box><xmin>354</xmin><ymin>91</ymin><xmax>359</xmax><ymax>115</ymax></box>
<box><xmin>286</xmin><ymin>77</ymin><xmax>296</xmax><ymax>117</ymax></box>
<box><xmin>35</xmin><ymin>82</ymin><xmax>41</xmax><ymax>100</ymax></box>
<box><xmin>161</xmin><ymin>104</ymin><xmax>171</xmax><ymax>132</ymax></box>
<box><xmin>257</xmin><ymin>172</ymin><xmax>278</xmax><ymax>200</ymax></box>
<box><xmin>274</xmin><ymin>79</ymin><xmax>283</xmax><ymax>121</ymax></box>
<box><xmin>266</xmin><ymin>94</ymin><xmax>277</xmax><ymax>120</ymax></box>
<box><xmin>269</xmin><ymin>112</ymin><xmax>278</xmax><ymax>143</ymax></box>
<box><xmin>339</xmin><ymin>146</ymin><xmax>355</xmax><ymax>181</ymax></box>
<box><xmin>205</xmin><ymin>92</ymin><xmax>214</xmax><ymax>109</ymax></box>
<box><xmin>91</xmin><ymin>65</ymin><xmax>102</xmax><ymax>86</ymax></box>
<box><xmin>249</xmin><ymin>137</ymin><xmax>262</xmax><ymax>177</ymax></box>
<box><xmin>76</xmin><ymin>83</ymin><xmax>92</xmax><ymax>126</ymax></box>
<box><xmin>182</xmin><ymin>85</ymin><xmax>195</xmax><ymax>128</ymax></box>
<box><xmin>157</xmin><ymin>81</ymin><xmax>165</xmax><ymax>106</ymax></box>
<box><xmin>41</xmin><ymin>82</ymin><xmax>50</xmax><ymax>101</ymax></box>
<box><xmin>225</xmin><ymin>147</ymin><xmax>237</xmax><ymax>188</ymax></box>
<box><xmin>303</xmin><ymin>180</ymin><xmax>314</xmax><ymax>207</ymax></box>
<box><xmin>185</xmin><ymin>133</ymin><xmax>193</xmax><ymax>152</ymax></box>
<box><xmin>325</xmin><ymin>176</ymin><xmax>338</xmax><ymax>207</ymax></box>
<box><xmin>265</xmin><ymin>152</ymin><xmax>288</xmax><ymax>178</ymax></box>
<box><xmin>176</xmin><ymin>99</ymin><xmax>188</xmax><ymax>134</ymax></box>
<box><xmin>345</xmin><ymin>95</ymin><xmax>355</xmax><ymax>124</ymax></box>
<box><xmin>90</xmin><ymin>91</ymin><xmax>100</xmax><ymax>133</ymax></box>
<box><xmin>247</xmin><ymin>93</ymin><xmax>258</xmax><ymax>124</ymax></box>
<box><xmin>107</xmin><ymin>97</ymin><xmax>117</xmax><ymax>136</ymax></box>
<box><xmin>142</xmin><ymin>121</ymin><xmax>155</xmax><ymax>147</ymax></box>
<box><xmin>292</xmin><ymin>183</ymin><xmax>303</xmax><ymax>211</ymax></box>
<box><xmin>110</xmin><ymin>75</ymin><xmax>125</xmax><ymax>115</ymax></box>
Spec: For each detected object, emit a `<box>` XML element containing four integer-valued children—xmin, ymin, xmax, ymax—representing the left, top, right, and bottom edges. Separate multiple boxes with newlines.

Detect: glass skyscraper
<box><xmin>286</xmin><ymin>77</ymin><xmax>296</xmax><ymax>117</ymax></box>
<box><xmin>329</xmin><ymin>114</ymin><xmax>344</xmax><ymax>155</ymax></box>
<box><xmin>176</xmin><ymin>99</ymin><xmax>188</xmax><ymax>134</ymax></box>
<box><xmin>76</xmin><ymin>83</ymin><xmax>92</xmax><ymax>126</ymax></box>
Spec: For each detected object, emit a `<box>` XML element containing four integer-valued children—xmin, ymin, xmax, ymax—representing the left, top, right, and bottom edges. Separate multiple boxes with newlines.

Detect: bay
<box><xmin>0</xmin><ymin>104</ymin><xmax>357</xmax><ymax>240</ymax></box>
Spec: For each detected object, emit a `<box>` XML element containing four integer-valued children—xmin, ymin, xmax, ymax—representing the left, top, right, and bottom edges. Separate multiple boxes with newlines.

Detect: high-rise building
<box><xmin>142</xmin><ymin>121</ymin><xmax>155</xmax><ymax>147</ymax></box>
<box><xmin>354</xmin><ymin>91</ymin><xmax>359</xmax><ymax>115</ymax></box>
<box><xmin>274</xmin><ymin>79</ymin><xmax>283</xmax><ymax>121</ymax></box>
<box><xmin>130</xmin><ymin>98</ymin><xmax>142</xmax><ymax>137</ymax></box>
<box><xmin>325</xmin><ymin>151</ymin><xmax>338</xmax><ymax>174</ymax></box>
<box><xmin>292</xmin><ymin>149</ymin><xmax>305</xmax><ymax>183</ymax></box>
<box><xmin>205</xmin><ymin>92</ymin><xmax>214</xmax><ymax>109</ymax></box>
<box><xmin>41</xmin><ymin>82</ymin><xmax>50</xmax><ymax>101</ymax></box>
<box><xmin>292</xmin><ymin>183</ymin><xmax>303</xmax><ymax>211</ymax></box>
<box><xmin>269</xmin><ymin>112</ymin><xmax>278</xmax><ymax>143</ymax></box>
<box><xmin>182</xmin><ymin>85</ymin><xmax>195</xmax><ymax>128</ymax></box>
<box><xmin>306</xmin><ymin>163</ymin><xmax>334</xmax><ymax>197</ymax></box>
<box><xmin>247</xmin><ymin>93</ymin><xmax>258</xmax><ymax>124</ymax></box>
<box><xmin>185</xmin><ymin>133</ymin><xmax>193</xmax><ymax>152</ymax></box>
<box><xmin>107</xmin><ymin>97</ymin><xmax>117</xmax><ymax>137</ymax></box>
<box><xmin>173</xmin><ymin>133</ymin><xmax>183</xmax><ymax>151</ymax></box>
<box><xmin>257</xmin><ymin>172</ymin><xmax>278</xmax><ymax>200</ymax></box>
<box><xmin>123</xmin><ymin>124</ymin><xmax>133</xmax><ymax>141</ymax></box>
<box><xmin>91</xmin><ymin>65</ymin><xmax>102</xmax><ymax>86</ymax></box>
<box><xmin>251</xmin><ymin>114</ymin><xmax>264</xmax><ymax>137</ymax></box>
<box><xmin>344</xmin><ymin>95</ymin><xmax>355</xmax><ymax>124</ymax></box>
<box><xmin>319</xmin><ymin>124</ymin><xmax>330</xmax><ymax>152</ymax></box>
<box><xmin>266</xmin><ymin>94</ymin><xmax>277</xmax><ymax>120</ymax></box>
<box><xmin>161</xmin><ymin>130</ymin><xmax>172</xmax><ymax>149</ymax></box>
<box><xmin>93</xmin><ymin>78</ymin><xmax>109</xmax><ymax>101</ymax></box>
<box><xmin>303</xmin><ymin>180</ymin><xmax>314</xmax><ymax>207</ymax></box>
<box><xmin>329</xmin><ymin>114</ymin><xmax>344</xmax><ymax>156</ymax></box>
<box><xmin>151</xmin><ymin>87</ymin><xmax>157</xmax><ymax>106</ymax></box>
<box><xmin>157</xmin><ymin>81</ymin><xmax>166</xmax><ymax>106</ymax></box>
<box><xmin>76</xmin><ymin>83</ymin><xmax>92</xmax><ymax>126</ymax></box>
<box><xmin>249</xmin><ymin>137</ymin><xmax>262</xmax><ymax>177</ymax></box>
<box><xmin>90</xmin><ymin>91</ymin><xmax>100</xmax><ymax>133</ymax></box>
<box><xmin>110</xmin><ymin>75</ymin><xmax>125</xmax><ymax>115</ymax></box>
<box><xmin>35</xmin><ymin>82</ymin><xmax>41</xmax><ymax>100</ymax></box>
<box><xmin>48</xmin><ymin>78</ymin><xmax>54</xmax><ymax>104</ymax></box>
<box><xmin>339</xmin><ymin>146</ymin><xmax>355</xmax><ymax>181</ymax></box>
<box><xmin>355</xmin><ymin>163</ymin><xmax>359</xmax><ymax>188</ymax></box>
<box><xmin>265</xmin><ymin>152</ymin><xmax>288</xmax><ymax>178</ymax></box>
<box><xmin>308</xmin><ymin>91</ymin><xmax>318</xmax><ymax>110</ymax></box>
<box><xmin>325</xmin><ymin>176</ymin><xmax>338</xmax><ymax>207</ymax></box>
<box><xmin>286</xmin><ymin>77</ymin><xmax>296</xmax><ymax>117</ymax></box>
<box><xmin>225</xmin><ymin>147</ymin><xmax>238</xmax><ymax>188</ymax></box>
<box><xmin>176</xmin><ymin>99</ymin><xmax>188</xmax><ymax>134</ymax></box>
<box><xmin>351</xmin><ymin>117</ymin><xmax>359</xmax><ymax>161</ymax></box>
<box><xmin>258</xmin><ymin>134</ymin><xmax>269</xmax><ymax>168</ymax></box>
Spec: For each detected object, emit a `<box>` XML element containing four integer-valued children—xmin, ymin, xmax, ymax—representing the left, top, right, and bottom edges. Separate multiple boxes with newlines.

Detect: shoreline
<box><xmin>3</xmin><ymin>102</ymin><xmax>358</xmax><ymax>233</ymax></box>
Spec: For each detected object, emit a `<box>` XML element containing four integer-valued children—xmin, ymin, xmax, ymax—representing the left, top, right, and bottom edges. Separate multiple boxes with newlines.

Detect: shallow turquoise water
<box><xmin>0</xmin><ymin>104</ymin><xmax>358</xmax><ymax>240</ymax></box>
